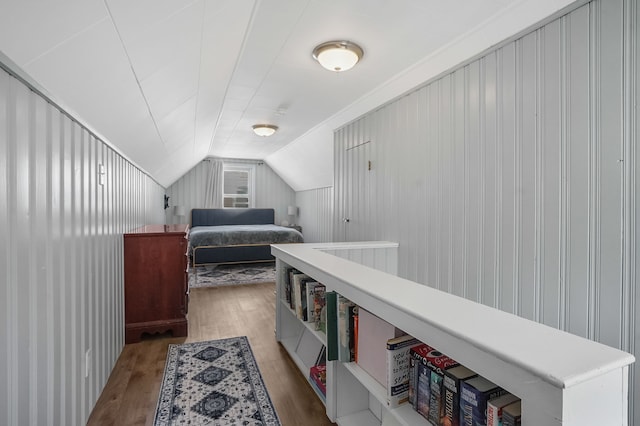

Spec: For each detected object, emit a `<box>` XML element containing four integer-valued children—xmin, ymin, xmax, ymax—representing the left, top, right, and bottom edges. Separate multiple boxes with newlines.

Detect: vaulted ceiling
<box><xmin>0</xmin><ymin>0</ymin><xmax>577</xmax><ymax>188</ymax></box>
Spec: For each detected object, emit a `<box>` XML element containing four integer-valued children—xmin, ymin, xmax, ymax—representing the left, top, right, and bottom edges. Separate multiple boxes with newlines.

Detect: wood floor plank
<box><xmin>88</xmin><ymin>282</ymin><xmax>335</xmax><ymax>426</ymax></box>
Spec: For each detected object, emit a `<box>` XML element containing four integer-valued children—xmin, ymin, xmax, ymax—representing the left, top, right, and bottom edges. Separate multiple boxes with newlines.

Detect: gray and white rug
<box><xmin>154</xmin><ymin>336</ymin><xmax>281</xmax><ymax>426</ymax></box>
<box><xmin>189</xmin><ymin>263</ymin><xmax>276</xmax><ymax>289</ymax></box>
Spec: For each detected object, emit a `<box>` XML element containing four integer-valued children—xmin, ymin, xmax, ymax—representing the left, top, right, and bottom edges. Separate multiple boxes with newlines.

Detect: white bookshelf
<box><xmin>272</xmin><ymin>242</ymin><xmax>635</xmax><ymax>426</ymax></box>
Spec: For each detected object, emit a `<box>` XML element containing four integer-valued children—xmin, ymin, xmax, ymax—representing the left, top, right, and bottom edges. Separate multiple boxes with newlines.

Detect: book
<box><xmin>487</xmin><ymin>393</ymin><xmax>520</xmax><ymax>426</ymax></box>
<box><xmin>356</xmin><ymin>308</ymin><xmax>405</xmax><ymax>386</ymax></box>
<box><xmin>284</xmin><ymin>267</ymin><xmax>294</xmax><ymax>307</ymax></box>
<box><xmin>501</xmin><ymin>401</ymin><xmax>521</xmax><ymax>426</ymax></box>
<box><xmin>408</xmin><ymin>343</ymin><xmax>434</xmax><ymax>408</ymax></box>
<box><xmin>291</xmin><ymin>272</ymin><xmax>309</xmax><ymax>317</ymax></box>
<box><xmin>337</xmin><ymin>295</ymin><xmax>356</xmax><ymax>361</ymax></box>
<box><xmin>325</xmin><ymin>291</ymin><xmax>338</xmax><ymax>361</ymax></box>
<box><xmin>386</xmin><ymin>335</ymin><xmax>420</xmax><ymax>408</ymax></box>
<box><xmin>416</xmin><ymin>361</ymin><xmax>431</xmax><ymax>419</ymax></box>
<box><xmin>312</xmin><ymin>284</ymin><xmax>326</xmax><ymax>331</ymax></box>
<box><xmin>288</xmin><ymin>269</ymin><xmax>303</xmax><ymax>309</ymax></box>
<box><xmin>309</xmin><ymin>364</ymin><xmax>327</xmax><ymax>401</ymax></box>
<box><xmin>442</xmin><ymin>365</ymin><xmax>478</xmax><ymax>426</ymax></box>
<box><xmin>424</xmin><ymin>349</ymin><xmax>459</xmax><ymax>426</ymax></box>
<box><xmin>460</xmin><ymin>376</ymin><xmax>507</xmax><ymax>426</ymax></box>
<box><xmin>304</xmin><ymin>280</ymin><xmax>320</xmax><ymax>322</ymax></box>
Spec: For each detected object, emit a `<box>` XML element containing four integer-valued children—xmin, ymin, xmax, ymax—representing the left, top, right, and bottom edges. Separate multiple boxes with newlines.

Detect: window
<box><xmin>223</xmin><ymin>164</ymin><xmax>255</xmax><ymax>208</ymax></box>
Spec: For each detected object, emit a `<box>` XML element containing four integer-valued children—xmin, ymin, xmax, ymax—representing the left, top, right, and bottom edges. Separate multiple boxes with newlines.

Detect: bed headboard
<box><xmin>191</xmin><ymin>208</ymin><xmax>275</xmax><ymax>227</ymax></box>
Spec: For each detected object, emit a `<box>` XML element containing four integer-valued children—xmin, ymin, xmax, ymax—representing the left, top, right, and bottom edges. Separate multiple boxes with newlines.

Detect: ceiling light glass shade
<box><xmin>252</xmin><ymin>124</ymin><xmax>278</xmax><ymax>137</ymax></box>
<box><xmin>312</xmin><ymin>41</ymin><xmax>364</xmax><ymax>72</ymax></box>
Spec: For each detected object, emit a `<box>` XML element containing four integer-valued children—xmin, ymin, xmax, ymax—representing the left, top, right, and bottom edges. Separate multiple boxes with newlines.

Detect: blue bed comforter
<box><xmin>189</xmin><ymin>224</ymin><xmax>303</xmax><ymax>248</ymax></box>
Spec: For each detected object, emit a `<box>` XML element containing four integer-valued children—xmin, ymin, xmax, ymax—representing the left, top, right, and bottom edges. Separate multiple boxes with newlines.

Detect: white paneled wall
<box><xmin>331</xmin><ymin>0</ymin><xmax>639</xmax><ymax>422</ymax></box>
<box><xmin>165</xmin><ymin>158</ymin><xmax>295</xmax><ymax>225</ymax></box>
<box><xmin>295</xmin><ymin>187</ymin><xmax>334</xmax><ymax>243</ymax></box>
<box><xmin>0</xmin><ymin>67</ymin><xmax>165</xmax><ymax>425</ymax></box>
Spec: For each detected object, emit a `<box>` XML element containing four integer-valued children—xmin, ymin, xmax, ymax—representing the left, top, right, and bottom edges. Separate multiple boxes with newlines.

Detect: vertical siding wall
<box><xmin>165</xmin><ymin>158</ymin><xmax>296</xmax><ymax>225</ymax></box>
<box><xmin>333</xmin><ymin>0</ymin><xmax>640</xmax><ymax>421</ymax></box>
<box><xmin>0</xmin><ymin>68</ymin><xmax>165</xmax><ymax>425</ymax></box>
<box><xmin>295</xmin><ymin>187</ymin><xmax>334</xmax><ymax>243</ymax></box>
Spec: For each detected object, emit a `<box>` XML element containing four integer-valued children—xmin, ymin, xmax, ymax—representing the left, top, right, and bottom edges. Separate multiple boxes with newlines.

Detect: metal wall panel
<box><xmin>295</xmin><ymin>187</ymin><xmax>334</xmax><ymax>243</ymax></box>
<box><xmin>164</xmin><ymin>159</ymin><xmax>295</xmax><ymax>225</ymax></box>
<box><xmin>329</xmin><ymin>0</ymin><xmax>638</xmax><ymax>421</ymax></box>
<box><xmin>0</xmin><ymin>67</ymin><xmax>164</xmax><ymax>425</ymax></box>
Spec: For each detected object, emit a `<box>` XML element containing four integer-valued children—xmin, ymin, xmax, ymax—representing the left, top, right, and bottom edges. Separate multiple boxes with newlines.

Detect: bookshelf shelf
<box><xmin>342</xmin><ymin>363</ymin><xmax>385</xmax><ymax>405</ymax></box>
<box><xmin>273</xmin><ymin>241</ymin><xmax>634</xmax><ymax>426</ymax></box>
<box><xmin>336</xmin><ymin>409</ymin><xmax>380</xmax><ymax>426</ymax></box>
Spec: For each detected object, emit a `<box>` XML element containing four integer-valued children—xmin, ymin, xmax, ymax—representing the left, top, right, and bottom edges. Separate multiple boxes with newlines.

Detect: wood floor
<box><xmin>88</xmin><ymin>282</ymin><xmax>335</xmax><ymax>426</ymax></box>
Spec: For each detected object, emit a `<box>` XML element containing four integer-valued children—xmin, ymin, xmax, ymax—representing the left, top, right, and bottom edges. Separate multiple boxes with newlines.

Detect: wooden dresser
<box><xmin>124</xmin><ymin>224</ymin><xmax>189</xmax><ymax>343</ymax></box>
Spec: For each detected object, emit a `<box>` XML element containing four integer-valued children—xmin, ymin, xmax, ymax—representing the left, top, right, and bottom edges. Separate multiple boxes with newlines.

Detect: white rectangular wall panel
<box><xmin>327</xmin><ymin>0</ymin><xmax>639</xmax><ymax>422</ymax></box>
<box><xmin>295</xmin><ymin>187</ymin><xmax>333</xmax><ymax>243</ymax></box>
<box><xmin>0</xmin><ymin>66</ymin><xmax>164</xmax><ymax>426</ymax></box>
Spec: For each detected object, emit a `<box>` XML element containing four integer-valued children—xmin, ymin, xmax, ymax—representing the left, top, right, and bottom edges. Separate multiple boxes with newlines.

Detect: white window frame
<box><xmin>222</xmin><ymin>163</ymin><xmax>256</xmax><ymax>208</ymax></box>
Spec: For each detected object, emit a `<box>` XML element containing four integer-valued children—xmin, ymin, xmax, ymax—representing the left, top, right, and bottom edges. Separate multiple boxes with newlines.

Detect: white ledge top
<box><xmin>272</xmin><ymin>242</ymin><xmax>635</xmax><ymax>390</ymax></box>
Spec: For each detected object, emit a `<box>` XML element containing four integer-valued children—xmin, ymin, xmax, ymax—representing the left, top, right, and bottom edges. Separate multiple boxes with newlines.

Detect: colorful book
<box><xmin>442</xmin><ymin>365</ymin><xmax>478</xmax><ymax>426</ymax></box>
<box><xmin>424</xmin><ymin>350</ymin><xmax>459</xmax><ymax>426</ymax></box>
<box><xmin>409</xmin><ymin>343</ymin><xmax>434</xmax><ymax>408</ymax></box>
<box><xmin>337</xmin><ymin>295</ymin><xmax>356</xmax><ymax>361</ymax></box>
<box><xmin>501</xmin><ymin>401</ymin><xmax>521</xmax><ymax>426</ymax></box>
<box><xmin>416</xmin><ymin>361</ymin><xmax>431</xmax><ymax>419</ymax></box>
<box><xmin>460</xmin><ymin>376</ymin><xmax>507</xmax><ymax>426</ymax></box>
<box><xmin>487</xmin><ymin>393</ymin><xmax>520</xmax><ymax>426</ymax></box>
<box><xmin>304</xmin><ymin>280</ymin><xmax>320</xmax><ymax>323</ymax></box>
<box><xmin>312</xmin><ymin>284</ymin><xmax>326</xmax><ymax>332</ymax></box>
<box><xmin>309</xmin><ymin>364</ymin><xmax>327</xmax><ymax>399</ymax></box>
<box><xmin>386</xmin><ymin>335</ymin><xmax>420</xmax><ymax>408</ymax></box>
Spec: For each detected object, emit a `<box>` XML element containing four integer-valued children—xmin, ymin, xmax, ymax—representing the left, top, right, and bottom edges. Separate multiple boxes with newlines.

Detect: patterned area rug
<box><xmin>154</xmin><ymin>337</ymin><xmax>281</xmax><ymax>426</ymax></box>
<box><xmin>189</xmin><ymin>262</ymin><xmax>276</xmax><ymax>288</ymax></box>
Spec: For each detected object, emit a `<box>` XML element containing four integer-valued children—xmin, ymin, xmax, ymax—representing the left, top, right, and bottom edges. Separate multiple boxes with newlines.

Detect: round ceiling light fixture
<box><xmin>252</xmin><ymin>124</ymin><xmax>278</xmax><ymax>137</ymax></box>
<box><xmin>312</xmin><ymin>40</ymin><xmax>364</xmax><ymax>72</ymax></box>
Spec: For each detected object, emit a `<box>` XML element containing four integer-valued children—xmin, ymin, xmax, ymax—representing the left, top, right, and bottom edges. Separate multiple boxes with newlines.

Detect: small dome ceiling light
<box><xmin>252</xmin><ymin>124</ymin><xmax>278</xmax><ymax>137</ymax></box>
<box><xmin>312</xmin><ymin>40</ymin><xmax>364</xmax><ymax>72</ymax></box>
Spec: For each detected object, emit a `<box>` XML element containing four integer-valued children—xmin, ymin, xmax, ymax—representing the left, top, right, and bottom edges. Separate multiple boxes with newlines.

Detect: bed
<box><xmin>189</xmin><ymin>208</ymin><xmax>304</xmax><ymax>266</ymax></box>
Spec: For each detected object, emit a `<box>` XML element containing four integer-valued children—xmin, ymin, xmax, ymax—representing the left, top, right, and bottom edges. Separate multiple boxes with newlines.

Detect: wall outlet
<box><xmin>85</xmin><ymin>348</ymin><xmax>92</xmax><ymax>378</ymax></box>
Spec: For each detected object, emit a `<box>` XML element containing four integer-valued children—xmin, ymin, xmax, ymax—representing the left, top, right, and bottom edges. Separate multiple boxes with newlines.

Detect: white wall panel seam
<box><xmin>514</xmin><ymin>38</ymin><xmax>522</xmax><ymax>317</ymax></box>
<box><xmin>479</xmin><ymin>59</ymin><xmax>486</xmax><ymax>305</ymax></box>
<box><xmin>622</xmin><ymin>1</ymin><xmax>637</xmax><ymax>421</ymax></box>
<box><xmin>588</xmin><ymin>0</ymin><xmax>600</xmax><ymax>342</ymax></box>
<box><xmin>495</xmin><ymin>50</ymin><xmax>504</xmax><ymax>310</ymax></box>
<box><xmin>559</xmin><ymin>15</ymin><xmax>569</xmax><ymax>332</ymax></box>
<box><xmin>535</xmin><ymin>28</ymin><xmax>544</xmax><ymax>324</ymax></box>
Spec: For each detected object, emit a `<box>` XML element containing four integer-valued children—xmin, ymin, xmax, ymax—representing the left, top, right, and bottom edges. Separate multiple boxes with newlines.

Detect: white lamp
<box><xmin>312</xmin><ymin>41</ymin><xmax>364</xmax><ymax>72</ymax></box>
<box><xmin>287</xmin><ymin>205</ymin><xmax>297</xmax><ymax>216</ymax></box>
<box><xmin>252</xmin><ymin>124</ymin><xmax>278</xmax><ymax>137</ymax></box>
<box><xmin>174</xmin><ymin>205</ymin><xmax>186</xmax><ymax>224</ymax></box>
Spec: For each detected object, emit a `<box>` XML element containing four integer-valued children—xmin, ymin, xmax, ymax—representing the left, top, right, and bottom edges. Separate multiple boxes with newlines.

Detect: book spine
<box><xmin>442</xmin><ymin>381</ymin><xmax>459</xmax><ymax>426</ymax></box>
<box><xmin>337</xmin><ymin>295</ymin><xmax>355</xmax><ymax>362</ymax></box>
<box><xmin>486</xmin><ymin>401</ymin><xmax>498</xmax><ymax>426</ymax></box>
<box><xmin>460</xmin><ymin>385</ymin><xmax>507</xmax><ymax>426</ymax></box>
<box><xmin>325</xmin><ymin>291</ymin><xmax>338</xmax><ymax>361</ymax></box>
<box><xmin>428</xmin><ymin>371</ymin><xmax>443</xmax><ymax>425</ymax></box>
<box><xmin>386</xmin><ymin>339</ymin><xmax>419</xmax><ymax>408</ymax></box>
<box><xmin>416</xmin><ymin>363</ymin><xmax>431</xmax><ymax>420</ymax></box>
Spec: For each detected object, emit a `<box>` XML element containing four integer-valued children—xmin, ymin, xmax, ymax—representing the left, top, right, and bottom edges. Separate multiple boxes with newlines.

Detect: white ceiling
<box><xmin>0</xmin><ymin>0</ymin><xmax>575</xmax><ymax>188</ymax></box>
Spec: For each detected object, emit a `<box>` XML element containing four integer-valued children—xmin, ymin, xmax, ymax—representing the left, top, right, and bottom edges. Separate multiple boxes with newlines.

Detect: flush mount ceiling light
<box><xmin>312</xmin><ymin>40</ymin><xmax>364</xmax><ymax>72</ymax></box>
<box><xmin>252</xmin><ymin>124</ymin><xmax>278</xmax><ymax>137</ymax></box>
